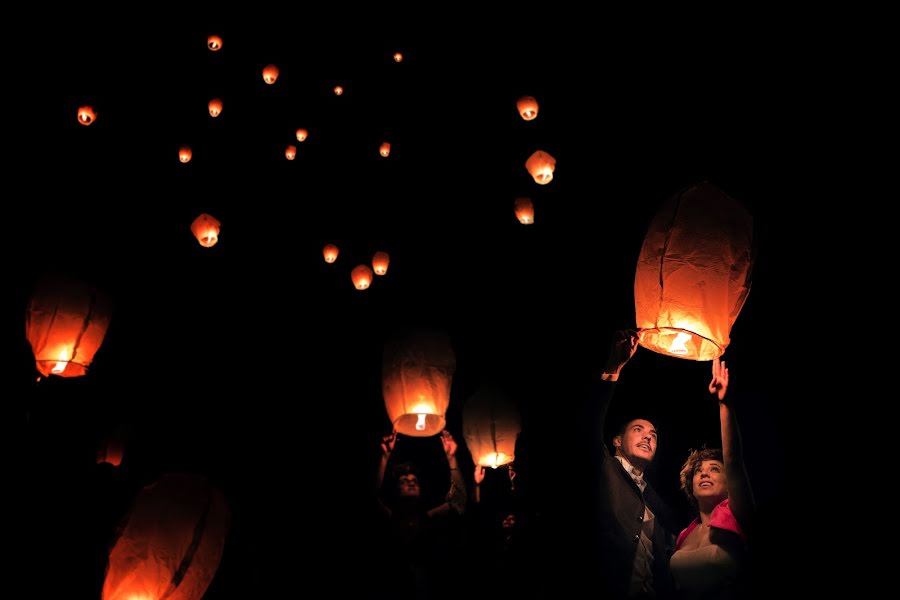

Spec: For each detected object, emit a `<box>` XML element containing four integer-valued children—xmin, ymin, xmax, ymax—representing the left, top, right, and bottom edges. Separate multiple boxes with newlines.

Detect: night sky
<box><xmin>11</xmin><ymin>21</ymin><xmax>808</xmax><ymax>599</ymax></box>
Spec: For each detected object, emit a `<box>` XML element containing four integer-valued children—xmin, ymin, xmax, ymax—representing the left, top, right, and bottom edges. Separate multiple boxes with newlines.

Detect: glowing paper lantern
<box><xmin>393</xmin><ymin>52</ymin><xmax>403</xmax><ymax>63</ymax></box>
<box><xmin>635</xmin><ymin>182</ymin><xmax>755</xmax><ymax>361</ymax></box>
<box><xmin>26</xmin><ymin>276</ymin><xmax>111</xmax><ymax>378</ymax></box>
<box><xmin>323</xmin><ymin>244</ymin><xmax>339</xmax><ymax>263</ymax></box>
<box><xmin>514</xmin><ymin>197</ymin><xmax>534</xmax><ymax>224</ymax></box>
<box><xmin>191</xmin><ymin>213</ymin><xmax>221</xmax><ymax>248</ymax></box>
<box><xmin>207</xmin><ymin>35</ymin><xmax>222</xmax><ymax>51</ymax></box>
<box><xmin>97</xmin><ymin>425</ymin><xmax>126</xmax><ymax>467</ymax></box>
<box><xmin>101</xmin><ymin>474</ymin><xmax>229</xmax><ymax>600</ymax></box>
<box><xmin>333</xmin><ymin>85</ymin><xmax>344</xmax><ymax>96</ymax></box>
<box><xmin>77</xmin><ymin>106</ymin><xmax>96</xmax><ymax>126</ymax></box>
<box><xmin>208</xmin><ymin>98</ymin><xmax>223</xmax><ymax>117</ymax></box>
<box><xmin>463</xmin><ymin>386</ymin><xmax>521</xmax><ymax>468</ymax></box>
<box><xmin>179</xmin><ymin>146</ymin><xmax>192</xmax><ymax>163</ymax></box>
<box><xmin>372</xmin><ymin>251</ymin><xmax>390</xmax><ymax>275</ymax></box>
<box><xmin>525</xmin><ymin>150</ymin><xmax>555</xmax><ymax>185</ymax></box>
<box><xmin>263</xmin><ymin>64</ymin><xmax>279</xmax><ymax>84</ymax></box>
<box><xmin>382</xmin><ymin>330</ymin><xmax>455</xmax><ymax>437</ymax></box>
<box><xmin>296</xmin><ymin>128</ymin><xmax>308</xmax><ymax>142</ymax></box>
<box><xmin>379</xmin><ymin>142</ymin><xmax>391</xmax><ymax>157</ymax></box>
<box><xmin>285</xmin><ymin>145</ymin><xmax>297</xmax><ymax>160</ymax></box>
<box><xmin>351</xmin><ymin>264</ymin><xmax>373</xmax><ymax>290</ymax></box>
<box><xmin>516</xmin><ymin>95</ymin><xmax>539</xmax><ymax>121</ymax></box>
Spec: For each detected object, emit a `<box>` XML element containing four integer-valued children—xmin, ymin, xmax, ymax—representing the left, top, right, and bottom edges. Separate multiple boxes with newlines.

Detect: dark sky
<box><xmin>12</xmin><ymin>22</ymin><xmax>806</xmax><ymax>598</ymax></box>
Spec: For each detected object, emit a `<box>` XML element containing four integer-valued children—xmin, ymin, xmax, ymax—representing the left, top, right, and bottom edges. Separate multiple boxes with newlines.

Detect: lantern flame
<box><xmin>669</xmin><ymin>331</ymin><xmax>692</xmax><ymax>355</ymax></box>
<box><xmin>416</xmin><ymin>414</ymin><xmax>427</xmax><ymax>431</ymax></box>
<box><xmin>51</xmin><ymin>348</ymin><xmax>69</xmax><ymax>374</ymax></box>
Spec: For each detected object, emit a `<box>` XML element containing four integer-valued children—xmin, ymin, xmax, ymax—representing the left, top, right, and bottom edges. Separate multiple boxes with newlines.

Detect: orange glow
<box><xmin>97</xmin><ymin>431</ymin><xmax>124</xmax><ymax>467</ymax></box>
<box><xmin>285</xmin><ymin>145</ymin><xmax>297</xmax><ymax>160</ymax></box>
<box><xmin>263</xmin><ymin>64</ymin><xmax>279</xmax><ymax>84</ymax></box>
<box><xmin>351</xmin><ymin>264</ymin><xmax>373</xmax><ymax>290</ymax></box>
<box><xmin>296</xmin><ymin>128</ymin><xmax>308</xmax><ymax>142</ymax></box>
<box><xmin>51</xmin><ymin>348</ymin><xmax>69</xmax><ymax>374</ymax></box>
<box><xmin>379</xmin><ymin>142</ymin><xmax>391</xmax><ymax>157</ymax></box>
<box><xmin>323</xmin><ymin>243</ymin><xmax>339</xmax><ymax>263</ymax></box>
<box><xmin>463</xmin><ymin>386</ymin><xmax>520</xmax><ymax>468</ymax></box>
<box><xmin>178</xmin><ymin>146</ymin><xmax>192</xmax><ymax>163</ymax></box>
<box><xmin>191</xmin><ymin>213</ymin><xmax>220</xmax><ymax>248</ymax></box>
<box><xmin>516</xmin><ymin>95</ymin><xmax>539</xmax><ymax>121</ymax></box>
<box><xmin>208</xmin><ymin>98</ymin><xmax>223</xmax><ymax>117</ymax></box>
<box><xmin>393</xmin><ymin>52</ymin><xmax>403</xmax><ymax>63</ymax></box>
<box><xmin>207</xmin><ymin>35</ymin><xmax>222</xmax><ymax>51</ymax></box>
<box><xmin>416</xmin><ymin>413</ymin><xmax>427</xmax><ymax>431</ymax></box>
<box><xmin>514</xmin><ymin>197</ymin><xmax>534</xmax><ymax>224</ymax></box>
<box><xmin>333</xmin><ymin>85</ymin><xmax>344</xmax><ymax>96</ymax></box>
<box><xmin>525</xmin><ymin>150</ymin><xmax>555</xmax><ymax>184</ymax></box>
<box><xmin>372</xmin><ymin>251</ymin><xmax>390</xmax><ymax>275</ymax></box>
<box><xmin>77</xmin><ymin>106</ymin><xmax>96</xmax><ymax>126</ymax></box>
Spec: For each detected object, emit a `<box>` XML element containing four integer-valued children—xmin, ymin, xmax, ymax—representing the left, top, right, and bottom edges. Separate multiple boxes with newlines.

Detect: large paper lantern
<box><xmin>191</xmin><ymin>213</ymin><xmax>221</xmax><ymax>248</ymax></box>
<box><xmin>179</xmin><ymin>146</ymin><xmax>192</xmax><ymax>163</ymax></box>
<box><xmin>77</xmin><ymin>106</ymin><xmax>96</xmax><ymax>126</ymax></box>
<box><xmin>372</xmin><ymin>251</ymin><xmax>390</xmax><ymax>275</ymax></box>
<box><xmin>208</xmin><ymin>98</ymin><xmax>223</xmax><ymax>117</ymax></box>
<box><xmin>516</xmin><ymin>95</ymin><xmax>539</xmax><ymax>121</ymax></box>
<box><xmin>525</xmin><ymin>150</ymin><xmax>555</xmax><ymax>185</ymax></box>
<box><xmin>323</xmin><ymin>243</ymin><xmax>339</xmax><ymax>263</ymax></box>
<box><xmin>285</xmin><ymin>145</ymin><xmax>297</xmax><ymax>160</ymax></box>
<box><xmin>101</xmin><ymin>474</ymin><xmax>229</xmax><ymax>600</ymax></box>
<box><xmin>296</xmin><ymin>128</ymin><xmax>308</xmax><ymax>142</ymax></box>
<box><xmin>263</xmin><ymin>64</ymin><xmax>279</xmax><ymax>84</ymax></box>
<box><xmin>463</xmin><ymin>386</ymin><xmax>521</xmax><ymax>468</ymax></box>
<box><xmin>514</xmin><ymin>197</ymin><xmax>534</xmax><ymax>224</ymax></box>
<box><xmin>634</xmin><ymin>182</ymin><xmax>754</xmax><ymax>360</ymax></box>
<box><xmin>379</xmin><ymin>142</ymin><xmax>391</xmax><ymax>157</ymax></box>
<box><xmin>351</xmin><ymin>264</ymin><xmax>373</xmax><ymax>290</ymax></box>
<box><xmin>207</xmin><ymin>35</ymin><xmax>222</xmax><ymax>51</ymax></box>
<box><xmin>382</xmin><ymin>330</ymin><xmax>455</xmax><ymax>437</ymax></box>
<box><xmin>26</xmin><ymin>276</ymin><xmax>111</xmax><ymax>378</ymax></box>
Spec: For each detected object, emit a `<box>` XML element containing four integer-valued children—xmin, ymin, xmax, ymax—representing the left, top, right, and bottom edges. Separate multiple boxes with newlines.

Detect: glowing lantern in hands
<box><xmin>263</xmin><ymin>64</ymin><xmax>279</xmax><ymax>84</ymax></box>
<box><xmin>525</xmin><ymin>150</ymin><xmax>555</xmax><ymax>185</ymax></box>
<box><xmin>207</xmin><ymin>35</ymin><xmax>222</xmax><ymax>51</ymax></box>
<box><xmin>191</xmin><ymin>213</ymin><xmax>221</xmax><ymax>248</ymax></box>
<box><xmin>26</xmin><ymin>276</ymin><xmax>111</xmax><ymax>378</ymax></box>
<box><xmin>77</xmin><ymin>106</ymin><xmax>96</xmax><ymax>126</ymax></box>
<box><xmin>514</xmin><ymin>197</ymin><xmax>534</xmax><ymax>224</ymax></box>
<box><xmin>333</xmin><ymin>85</ymin><xmax>344</xmax><ymax>96</ymax></box>
<box><xmin>351</xmin><ymin>265</ymin><xmax>373</xmax><ymax>290</ymax></box>
<box><xmin>208</xmin><ymin>98</ymin><xmax>223</xmax><ymax>117</ymax></box>
<box><xmin>463</xmin><ymin>386</ymin><xmax>521</xmax><ymax>468</ymax></box>
<box><xmin>285</xmin><ymin>145</ymin><xmax>297</xmax><ymax>160</ymax></box>
<box><xmin>179</xmin><ymin>146</ymin><xmax>192</xmax><ymax>163</ymax></box>
<box><xmin>379</xmin><ymin>142</ymin><xmax>391</xmax><ymax>157</ymax></box>
<box><xmin>383</xmin><ymin>330</ymin><xmax>455</xmax><ymax>437</ymax></box>
<box><xmin>634</xmin><ymin>182</ymin><xmax>755</xmax><ymax>360</ymax></box>
<box><xmin>296</xmin><ymin>128</ymin><xmax>308</xmax><ymax>142</ymax></box>
<box><xmin>323</xmin><ymin>244</ymin><xmax>339</xmax><ymax>263</ymax></box>
<box><xmin>393</xmin><ymin>52</ymin><xmax>403</xmax><ymax>63</ymax></box>
<box><xmin>372</xmin><ymin>251</ymin><xmax>390</xmax><ymax>275</ymax></box>
<box><xmin>516</xmin><ymin>96</ymin><xmax>539</xmax><ymax>121</ymax></box>
<box><xmin>101</xmin><ymin>475</ymin><xmax>229</xmax><ymax>600</ymax></box>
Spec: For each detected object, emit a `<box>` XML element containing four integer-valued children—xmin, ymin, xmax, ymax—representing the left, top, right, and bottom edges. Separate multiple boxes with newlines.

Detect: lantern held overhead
<box><xmin>463</xmin><ymin>386</ymin><xmax>521</xmax><ymax>468</ymax></box>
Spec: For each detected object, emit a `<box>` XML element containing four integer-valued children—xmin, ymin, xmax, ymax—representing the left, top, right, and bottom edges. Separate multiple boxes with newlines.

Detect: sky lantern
<box><xmin>379</xmin><ymin>142</ymin><xmax>391</xmax><ymax>157</ymax></box>
<box><xmin>463</xmin><ymin>386</ymin><xmax>521</xmax><ymax>469</ymax></box>
<box><xmin>26</xmin><ymin>276</ymin><xmax>111</xmax><ymax>379</ymax></box>
<box><xmin>208</xmin><ymin>98</ymin><xmax>223</xmax><ymax>117</ymax></box>
<box><xmin>525</xmin><ymin>150</ymin><xmax>555</xmax><ymax>185</ymax></box>
<box><xmin>516</xmin><ymin>95</ymin><xmax>539</xmax><ymax>121</ymax></box>
<box><xmin>514</xmin><ymin>197</ymin><xmax>534</xmax><ymax>224</ymax></box>
<box><xmin>323</xmin><ymin>243</ymin><xmax>339</xmax><ymax>263</ymax></box>
<box><xmin>263</xmin><ymin>64</ymin><xmax>279</xmax><ymax>84</ymax></box>
<box><xmin>372</xmin><ymin>251</ymin><xmax>390</xmax><ymax>275</ymax></box>
<box><xmin>393</xmin><ymin>52</ymin><xmax>403</xmax><ymax>63</ymax></box>
<box><xmin>285</xmin><ymin>145</ymin><xmax>297</xmax><ymax>160</ymax></box>
<box><xmin>635</xmin><ymin>182</ymin><xmax>755</xmax><ymax>360</ymax></box>
<box><xmin>77</xmin><ymin>106</ymin><xmax>96</xmax><ymax>126</ymax></box>
<box><xmin>351</xmin><ymin>264</ymin><xmax>373</xmax><ymax>290</ymax></box>
<box><xmin>191</xmin><ymin>213</ymin><xmax>221</xmax><ymax>248</ymax></box>
<box><xmin>97</xmin><ymin>425</ymin><xmax>127</xmax><ymax>467</ymax></box>
<box><xmin>101</xmin><ymin>474</ymin><xmax>229</xmax><ymax>600</ymax></box>
<box><xmin>179</xmin><ymin>146</ymin><xmax>192</xmax><ymax>163</ymax></box>
<box><xmin>296</xmin><ymin>128</ymin><xmax>308</xmax><ymax>142</ymax></box>
<box><xmin>207</xmin><ymin>35</ymin><xmax>222</xmax><ymax>51</ymax></box>
<box><xmin>333</xmin><ymin>85</ymin><xmax>344</xmax><ymax>96</ymax></box>
<box><xmin>383</xmin><ymin>330</ymin><xmax>455</xmax><ymax>437</ymax></box>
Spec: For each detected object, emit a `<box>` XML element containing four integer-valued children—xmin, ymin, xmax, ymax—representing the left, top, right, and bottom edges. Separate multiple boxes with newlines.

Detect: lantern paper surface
<box><xmin>463</xmin><ymin>386</ymin><xmax>520</xmax><ymax>468</ymax></box>
<box><xmin>634</xmin><ymin>182</ymin><xmax>754</xmax><ymax>360</ymax></box>
<box><xmin>525</xmin><ymin>150</ymin><xmax>555</xmax><ymax>184</ymax></box>
<box><xmin>101</xmin><ymin>474</ymin><xmax>229</xmax><ymax>600</ymax></box>
<box><xmin>323</xmin><ymin>243</ymin><xmax>339</xmax><ymax>263</ymax></box>
<box><xmin>383</xmin><ymin>330</ymin><xmax>455</xmax><ymax>437</ymax></box>
<box><xmin>372</xmin><ymin>251</ymin><xmax>390</xmax><ymax>275</ymax></box>
<box><xmin>191</xmin><ymin>213</ymin><xmax>221</xmax><ymax>247</ymax></box>
<box><xmin>26</xmin><ymin>276</ymin><xmax>111</xmax><ymax>378</ymax></box>
<box><xmin>516</xmin><ymin>95</ymin><xmax>539</xmax><ymax>121</ymax></box>
<box><xmin>352</xmin><ymin>264</ymin><xmax>374</xmax><ymax>290</ymax></box>
<box><xmin>514</xmin><ymin>197</ymin><xmax>534</xmax><ymax>224</ymax></box>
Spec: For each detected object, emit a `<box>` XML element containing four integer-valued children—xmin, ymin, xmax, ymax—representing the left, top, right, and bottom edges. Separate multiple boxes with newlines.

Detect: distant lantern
<box><xmin>351</xmin><ymin>264</ymin><xmax>374</xmax><ymax>290</ymax></box>
<box><xmin>525</xmin><ymin>150</ymin><xmax>555</xmax><ymax>185</ymax></box>
<box><xmin>635</xmin><ymin>182</ymin><xmax>755</xmax><ymax>361</ymax></box>
<box><xmin>323</xmin><ymin>243</ymin><xmax>339</xmax><ymax>263</ymax></box>
<box><xmin>208</xmin><ymin>98</ymin><xmax>223</xmax><ymax>117</ymax></box>
<box><xmin>26</xmin><ymin>276</ymin><xmax>111</xmax><ymax>379</ymax></box>
<box><xmin>97</xmin><ymin>425</ymin><xmax>127</xmax><ymax>467</ymax></box>
<box><xmin>372</xmin><ymin>251</ymin><xmax>390</xmax><ymax>275</ymax></box>
<box><xmin>263</xmin><ymin>64</ymin><xmax>279</xmax><ymax>84</ymax></box>
<box><xmin>179</xmin><ymin>146</ymin><xmax>193</xmax><ymax>163</ymax></box>
<box><xmin>514</xmin><ymin>197</ymin><xmax>534</xmax><ymax>224</ymax></box>
<box><xmin>393</xmin><ymin>52</ymin><xmax>403</xmax><ymax>63</ymax></box>
<box><xmin>101</xmin><ymin>475</ymin><xmax>229</xmax><ymax>600</ymax></box>
<box><xmin>77</xmin><ymin>106</ymin><xmax>96</xmax><ymax>126</ymax></box>
<box><xmin>463</xmin><ymin>386</ymin><xmax>521</xmax><ymax>469</ymax></box>
<box><xmin>285</xmin><ymin>145</ymin><xmax>297</xmax><ymax>160</ymax></box>
<box><xmin>333</xmin><ymin>85</ymin><xmax>344</xmax><ymax>96</ymax></box>
<box><xmin>516</xmin><ymin>95</ymin><xmax>539</xmax><ymax>121</ymax></box>
<box><xmin>191</xmin><ymin>213</ymin><xmax>221</xmax><ymax>248</ymax></box>
<box><xmin>207</xmin><ymin>35</ymin><xmax>222</xmax><ymax>51</ymax></box>
<box><xmin>383</xmin><ymin>330</ymin><xmax>455</xmax><ymax>437</ymax></box>
<box><xmin>296</xmin><ymin>128</ymin><xmax>308</xmax><ymax>142</ymax></box>
<box><xmin>379</xmin><ymin>142</ymin><xmax>391</xmax><ymax>157</ymax></box>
